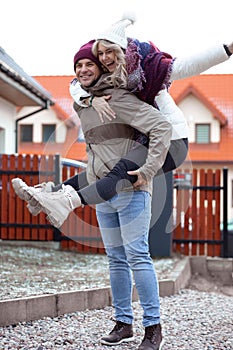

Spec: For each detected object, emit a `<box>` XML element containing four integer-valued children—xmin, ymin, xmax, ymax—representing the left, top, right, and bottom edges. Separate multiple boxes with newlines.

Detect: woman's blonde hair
<box><xmin>92</xmin><ymin>39</ymin><xmax>128</xmax><ymax>88</ymax></box>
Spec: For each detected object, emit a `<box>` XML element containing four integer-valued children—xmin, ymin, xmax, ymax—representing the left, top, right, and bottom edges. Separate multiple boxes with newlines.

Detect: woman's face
<box><xmin>97</xmin><ymin>42</ymin><xmax>117</xmax><ymax>73</ymax></box>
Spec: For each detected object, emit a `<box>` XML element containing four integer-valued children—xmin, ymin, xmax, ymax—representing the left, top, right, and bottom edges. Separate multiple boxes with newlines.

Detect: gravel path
<box><xmin>0</xmin><ymin>290</ymin><xmax>232</xmax><ymax>349</ymax></box>
<box><xmin>0</xmin><ymin>245</ymin><xmax>233</xmax><ymax>349</ymax></box>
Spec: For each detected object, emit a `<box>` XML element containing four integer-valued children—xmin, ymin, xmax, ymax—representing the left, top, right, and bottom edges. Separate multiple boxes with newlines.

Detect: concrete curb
<box><xmin>190</xmin><ymin>256</ymin><xmax>233</xmax><ymax>284</ymax></box>
<box><xmin>0</xmin><ymin>257</ymin><xmax>191</xmax><ymax>327</ymax></box>
<box><xmin>159</xmin><ymin>256</ymin><xmax>191</xmax><ymax>296</ymax></box>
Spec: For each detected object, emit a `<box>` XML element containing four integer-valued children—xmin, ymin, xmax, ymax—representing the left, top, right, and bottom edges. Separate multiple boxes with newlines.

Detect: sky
<box><xmin>1</xmin><ymin>0</ymin><xmax>233</xmax><ymax>76</ymax></box>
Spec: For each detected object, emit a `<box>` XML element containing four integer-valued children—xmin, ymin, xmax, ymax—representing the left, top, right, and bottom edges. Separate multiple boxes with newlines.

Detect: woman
<box><xmin>12</xmin><ymin>37</ymin><xmax>185</xmax><ymax>217</ymax></box>
<box><xmin>68</xmin><ymin>14</ymin><xmax>233</xmax><ymax>197</ymax></box>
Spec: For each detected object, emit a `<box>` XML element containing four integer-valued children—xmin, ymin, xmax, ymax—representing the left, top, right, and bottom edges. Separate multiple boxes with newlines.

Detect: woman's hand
<box><xmin>92</xmin><ymin>95</ymin><xmax>116</xmax><ymax>123</ymax></box>
<box><xmin>227</xmin><ymin>42</ymin><xmax>233</xmax><ymax>55</ymax></box>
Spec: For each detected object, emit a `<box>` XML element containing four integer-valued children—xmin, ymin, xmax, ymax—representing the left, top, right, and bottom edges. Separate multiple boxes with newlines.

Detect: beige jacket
<box><xmin>74</xmin><ymin>75</ymin><xmax>172</xmax><ymax>195</ymax></box>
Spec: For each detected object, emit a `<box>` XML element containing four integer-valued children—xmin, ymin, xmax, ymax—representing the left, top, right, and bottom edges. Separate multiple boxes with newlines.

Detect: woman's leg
<box><xmin>53</xmin><ymin>170</ymin><xmax>89</xmax><ymax>192</ymax></box>
<box><xmin>77</xmin><ymin>144</ymin><xmax>148</xmax><ymax>205</ymax></box>
<box><xmin>11</xmin><ymin>143</ymin><xmax>148</xmax><ymax>217</ymax></box>
<box><xmin>157</xmin><ymin>138</ymin><xmax>188</xmax><ymax>175</ymax></box>
<box><xmin>77</xmin><ymin>138</ymin><xmax>188</xmax><ymax>204</ymax></box>
<box><xmin>54</xmin><ymin>137</ymin><xmax>187</xmax><ymax>200</ymax></box>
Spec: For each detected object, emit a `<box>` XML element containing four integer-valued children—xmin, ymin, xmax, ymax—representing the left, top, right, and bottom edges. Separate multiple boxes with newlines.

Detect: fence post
<box><xmin>222</xmin><ymin>167</ymin><xmax>228</xmax><ymax>257</ymax></box>
<box><xmin>149</xmin><ymin>171</ymin><xmax>173</xmax><ymax>257</ymax></box>
<box><xmin>54</xmin><ymin>154</ymin><xmax>60</xmax><ymax>185</ymax></box>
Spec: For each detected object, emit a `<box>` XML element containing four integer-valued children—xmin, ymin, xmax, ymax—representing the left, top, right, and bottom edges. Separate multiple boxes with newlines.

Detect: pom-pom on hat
<box><xmin>73</xmin><ymin>40</ymin><xmax>102</xmax><ymax>72</ymax></box>
<box><xmin>96</xmin><ymin>12</ymin><xmax>136</xmax><ymax>49</ymax></box>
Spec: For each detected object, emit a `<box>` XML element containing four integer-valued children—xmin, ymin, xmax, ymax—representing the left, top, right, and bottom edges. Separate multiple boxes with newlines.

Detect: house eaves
<box><xmin>0</xmin><ymin>47</ymin><xmax>54</xmax><ymax>108</ymax></box>
<box><xmin>175</xmin><ymin>84</ymin><xmax>227</xmax><ymax>126</ymax></box>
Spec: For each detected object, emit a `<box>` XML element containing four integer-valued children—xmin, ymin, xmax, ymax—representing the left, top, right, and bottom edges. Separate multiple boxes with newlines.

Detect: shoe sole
<box><xmin>46</xmin><ymin>213</ymin><xmax>61</xmax><ymax>229</ymax></box>
<box><xmin>138</xmin><ymin>337</ymin><xmax>165</xmax><ymax>350</ymax></box>
<box><xmin>12</xmin><ymin>178</ymin><xmax>32</xmax><ymax>201</ymax></box>
<box><xmin>12</xmin><ymin>179</ymin><xmax>42</xmax><ymax>216</ymax></box>
<box><xmin>160</xmin><ymin>339</ymin><xmax>165</xmax><ymax>349</ymax></box>
<box><xmin>27</xmin><ymin>203</ymin><xmax>42</xmax><ymax>216</ymax></box>
<box><xmin>100</xmin><ymin>336</ymin><xmax>134</xmax><ymax>346</ymax></box>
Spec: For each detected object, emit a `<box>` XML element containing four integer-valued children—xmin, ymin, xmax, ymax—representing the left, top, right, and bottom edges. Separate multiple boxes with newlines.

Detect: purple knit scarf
<box><xmin>125</xmin><ymin>38</ymin><xmax>174</xmax><ymax>106</ymax></box>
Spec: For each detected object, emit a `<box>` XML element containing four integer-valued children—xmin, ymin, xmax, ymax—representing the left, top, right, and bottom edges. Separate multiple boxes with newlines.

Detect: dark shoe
<box><xmin>138</xmin><ymin>324</ymin><xmax>164</xmax><ymax>350</ymax></box>
<box><xmin>100</xmin><ymin>320</ymin><xmax>134</xmax><ymax>346</ymax></box>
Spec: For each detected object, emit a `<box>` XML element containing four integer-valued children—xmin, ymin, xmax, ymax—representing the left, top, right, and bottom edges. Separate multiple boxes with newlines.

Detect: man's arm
<box><xmin>109</xmin><ymin>90</ymin><xmax>172</xmax><ymax>180</ymax></box>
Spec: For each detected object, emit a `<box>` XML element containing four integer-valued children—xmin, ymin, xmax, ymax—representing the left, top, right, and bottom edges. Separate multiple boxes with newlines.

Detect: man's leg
<box><xmin>115</xmin><ymin>191</ymin><xmax>164</xmax><ymax>350</ymax></box>
<box><xmin>96</xmin><ymin>198</ymin><xmax>134</xmax><ymax>345</ymax></box>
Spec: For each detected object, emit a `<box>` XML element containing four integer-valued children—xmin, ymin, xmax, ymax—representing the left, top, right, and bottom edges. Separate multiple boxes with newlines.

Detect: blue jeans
<box><xmin>96</xmin><ymin>191</ymin><xmax>160</xmax><ymax>327</ymax></box>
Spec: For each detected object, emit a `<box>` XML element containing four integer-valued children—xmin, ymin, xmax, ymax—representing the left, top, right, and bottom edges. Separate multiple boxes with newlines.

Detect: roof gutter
<box><xmin>0</xmin><ymin>59</ymin><xmax>54</xmax><ymax>107</ymax></box>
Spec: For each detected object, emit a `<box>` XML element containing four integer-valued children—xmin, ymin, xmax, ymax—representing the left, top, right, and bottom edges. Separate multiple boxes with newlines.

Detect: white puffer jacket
<box><xmin>155</xmin><ymin>44</ymin><xmax>230</xmax><ymax>140</ymax></box>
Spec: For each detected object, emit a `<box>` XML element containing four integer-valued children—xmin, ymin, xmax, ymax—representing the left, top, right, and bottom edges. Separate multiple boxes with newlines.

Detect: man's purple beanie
<box><xmin>73</xmin><ymin>40</ymin><xmax>102</xmax><ymax>71</ymax></box>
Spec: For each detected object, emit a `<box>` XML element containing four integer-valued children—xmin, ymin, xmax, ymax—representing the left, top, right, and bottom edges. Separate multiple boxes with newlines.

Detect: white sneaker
<box><xmin>26</xmin><ymin>184</ymin><xmax>82</xmax><ymax>228</ymax></box>
<box><xmin>11</xmin><ymin>178</ymin><xmax>54</xmax><ymax>215</ymax></box>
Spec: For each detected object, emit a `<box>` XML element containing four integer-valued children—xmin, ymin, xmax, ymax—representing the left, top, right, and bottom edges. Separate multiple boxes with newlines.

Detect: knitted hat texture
<box><xmin>73</xmin><ymin>40</ymin><xmax>102</xmax><ymax>71</ymax></box>
<box><xmin>96</xmin><ymin>12</ymin><xmax>136</xmax><ymax>49</ymax></box>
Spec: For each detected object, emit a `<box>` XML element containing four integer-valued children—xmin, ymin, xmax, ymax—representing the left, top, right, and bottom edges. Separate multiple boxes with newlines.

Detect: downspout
<box><xmin>15</xmin><ymin>101</ymin><xmax>49</xmax><ymax>153</ymax></box>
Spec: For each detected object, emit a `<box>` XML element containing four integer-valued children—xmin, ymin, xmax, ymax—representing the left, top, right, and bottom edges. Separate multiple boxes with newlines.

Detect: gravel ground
<box><xmin>0</xmin><ymin>291</ymin><xmax>232</xmax><ymax>349</ymax></box>
<box><xmin>0</xmin><ymin>245</ymin><xmax>233</xmax><ymax>349</ymax></box>
<box><xmin>0</xmin><ymin>244</ymin><xmax>181</xmax><ymax>300</ymax></box>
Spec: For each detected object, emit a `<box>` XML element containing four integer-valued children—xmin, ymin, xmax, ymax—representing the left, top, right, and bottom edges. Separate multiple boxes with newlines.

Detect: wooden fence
<box><xmin>0</xmin><ymin>154</ymin><xmax>104</xmax><ymax>254</ymax></box>
<box><xmin>172</xmin><ymin>168</ymin><xmax>227</xmax><ymax>257</ymax></box>
<box><xmin>0</xmin><ymin>154</ymin><xmax>229</xmax><ymax>257</ymax></box>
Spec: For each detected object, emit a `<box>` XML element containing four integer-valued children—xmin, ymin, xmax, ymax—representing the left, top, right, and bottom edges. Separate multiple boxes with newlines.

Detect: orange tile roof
<box><xmin>33</xmin><ymin>75</ymin><xmax>86</xmax><ymax>161</ymax></box>
<box><xmin>170</xmin><ymin>74</ymin><xmax>233</xmax><ymax>162</ymax></box>
<box><xmin>34</xmin><ymin>76</ymin><xmax>76</xmax><ymax>122</ymax></box>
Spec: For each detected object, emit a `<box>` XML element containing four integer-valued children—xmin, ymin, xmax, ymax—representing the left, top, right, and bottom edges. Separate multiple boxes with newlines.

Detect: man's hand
<box><xmin>92</xmin><ymin>95</ymin><xmax>116</xmax><ymax>123</ymax></box>
<box><xmin>127</xmin><ymin>169</ymin><xmax>148</xmax><ymax>187</ymax></box>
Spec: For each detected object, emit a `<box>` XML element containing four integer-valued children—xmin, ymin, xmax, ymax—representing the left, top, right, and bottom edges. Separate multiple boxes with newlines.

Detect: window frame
<box><xmin>42</xmin><ymin>124</ymin><xmax>56</xmax><ymax>143</ymax></box>
<box><xmin>195</xmin><ymin>123</ymin><xmax>210</xmax><ymax>144</ymax></box>
<box><xmin>20</xmin><ymin>124</ymin><xmax>33</xmax><ymax>142</ymax></box>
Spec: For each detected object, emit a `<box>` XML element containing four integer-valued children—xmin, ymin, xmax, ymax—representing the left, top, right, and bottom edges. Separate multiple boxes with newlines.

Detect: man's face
<box><xmin>75</xmin><ymin>58</ymin><xmax>101</xmax><ymax>87</ymax></box>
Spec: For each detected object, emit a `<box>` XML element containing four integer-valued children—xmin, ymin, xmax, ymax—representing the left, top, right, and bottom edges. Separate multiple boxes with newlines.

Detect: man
<box><xmin>13</xmin><ymin>41</ymin><xmax>171</xmax><ymax>349</ymax></box>
<box><xmin>72</xmin><ymin>40</ymin><xmax>170</xmax><ymax>350</ymax></box>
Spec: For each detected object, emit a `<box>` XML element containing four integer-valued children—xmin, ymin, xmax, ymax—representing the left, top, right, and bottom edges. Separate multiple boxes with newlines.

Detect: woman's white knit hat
<box><xmin>96</xmin><ymin>12</ymin><xmax>136</xmax><ymax>49</ymax></box>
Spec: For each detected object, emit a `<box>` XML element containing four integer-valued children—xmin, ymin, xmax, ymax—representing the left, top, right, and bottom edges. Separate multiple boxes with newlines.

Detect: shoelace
<box><xmin>34</xmin><ymin>182</ymin><xmax>48</xmax><ymax>190</ymax></box>
<box><xmin>60</xmin><ymin>185</ymin><xmax>75</xmax><ymax>209</ymax></box>
<box><xmin>109</xmin><ymin>320</ymin><xmax>125</xmax><ymax>333</ymax></box>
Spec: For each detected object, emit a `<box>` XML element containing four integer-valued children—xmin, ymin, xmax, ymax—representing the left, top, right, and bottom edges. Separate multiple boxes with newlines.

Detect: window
<box><xmin>42</xmin><ymin>124</ymin><xmax>56</xmax><ymax>143</ymax></box>
<box><xmin>0</xmin><ymin>127</ymin><xmax>5</xmax><ymax>153</ymax></box>
<box><xmin>195</xmin><ymin>124</ymin><xmax>210</xmax><ymax>144</ymax></box>
<box><xmin>20</xmin><ymin>124</ymin><xmax>33</xmax><ymax>142</ymax></box>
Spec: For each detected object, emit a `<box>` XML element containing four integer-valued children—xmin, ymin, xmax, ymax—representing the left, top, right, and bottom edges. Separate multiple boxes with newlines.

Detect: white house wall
<box><xmin>17</xmin><ymin>107</ymin><xmax>67</xmax><ymax>143</ymax></box>
<box><xmin>177</xmin><ymin>94</ymin><xmax>233</xmax><ymax>224</ymax></box>
<box><xmin>179</xmin><ymin>94</ymin><xmax>220</xmax><ymax>143</ymax></box>
<box><xmin>0</xmin><ymin>97</ymin><xmax>16</xmax><ymax>153</ymax></box>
